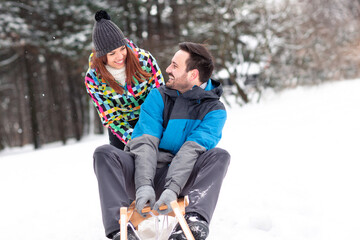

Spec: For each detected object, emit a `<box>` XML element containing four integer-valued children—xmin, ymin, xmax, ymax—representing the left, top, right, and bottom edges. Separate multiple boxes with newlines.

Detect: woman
<box><xmin>85</xmin><ymin>10</ymin><xmax>164</xmax><ymax>150</ymax></box>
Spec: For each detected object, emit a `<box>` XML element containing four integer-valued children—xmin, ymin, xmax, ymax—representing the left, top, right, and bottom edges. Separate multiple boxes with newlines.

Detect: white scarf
<box><xmin>105</xmin><ymin>65</ymin><xmax>126</xmax><ymax>86</ymax></box>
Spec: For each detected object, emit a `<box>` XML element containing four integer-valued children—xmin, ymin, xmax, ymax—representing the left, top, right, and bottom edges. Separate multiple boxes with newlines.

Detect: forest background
<box><xmin>1</xmin><ymin>0</ymin><xmax>360</xmax><ymax>150</ymax></box>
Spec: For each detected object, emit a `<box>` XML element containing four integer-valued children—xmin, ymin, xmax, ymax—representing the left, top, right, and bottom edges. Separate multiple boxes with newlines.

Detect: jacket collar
<box><xmin>163</xmin><ymin>79</ymin><xmax>223</xmax><ymax>100</ymax></box>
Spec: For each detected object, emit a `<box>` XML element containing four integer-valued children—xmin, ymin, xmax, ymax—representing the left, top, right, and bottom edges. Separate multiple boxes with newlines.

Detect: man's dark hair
<box><xmin>179</xmin><ymin>42</ymin><xmax>214</xmax><ymax>83</ymax></box>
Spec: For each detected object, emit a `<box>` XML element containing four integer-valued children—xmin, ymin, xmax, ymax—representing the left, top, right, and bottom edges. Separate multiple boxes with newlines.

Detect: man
<box><xmin>94</xmin><ymin>42</ymin><xmax>230</xmax><ymax>240</ymax></box>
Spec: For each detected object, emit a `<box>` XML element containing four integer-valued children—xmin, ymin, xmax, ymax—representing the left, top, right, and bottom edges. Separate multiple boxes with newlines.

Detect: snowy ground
<box><xmin>1</xmin><ymin>79</ymin><xmax>360</xmax><ymax>240</ymax></box>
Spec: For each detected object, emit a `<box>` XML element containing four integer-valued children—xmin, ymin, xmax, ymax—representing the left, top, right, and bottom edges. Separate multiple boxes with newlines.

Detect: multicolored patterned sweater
<box><xmin>85</xmin><ymin>40</ymin><xmax>164</xmax><ymax>144</ymax></box>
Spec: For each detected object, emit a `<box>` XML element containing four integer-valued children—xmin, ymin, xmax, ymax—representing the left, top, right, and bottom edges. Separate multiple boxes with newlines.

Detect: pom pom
<box><xmin>95</xmin><ymin>10</ymin><xmax>111</xmax><ymax>22</ymax></box>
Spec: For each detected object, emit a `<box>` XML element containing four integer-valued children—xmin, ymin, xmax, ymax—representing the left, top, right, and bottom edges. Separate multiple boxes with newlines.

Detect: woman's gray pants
<box><xmin>93</xmin><ymin>144</ymin><xmax>230</xmax><ymax>238</ymax></box>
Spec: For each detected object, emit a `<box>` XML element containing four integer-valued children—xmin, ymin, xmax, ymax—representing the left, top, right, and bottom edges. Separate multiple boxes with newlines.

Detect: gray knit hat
<box><xmin>92</xmin><ymin>10</ymin><xmax>127</xmax><ymax>57</ymax></box>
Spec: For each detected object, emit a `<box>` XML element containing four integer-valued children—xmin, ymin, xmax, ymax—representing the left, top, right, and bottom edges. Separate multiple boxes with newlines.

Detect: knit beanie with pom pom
<box><xmin>92</xmin><ymin>10</ymin><xmax>127</xmax><ymax>57</ymax></box>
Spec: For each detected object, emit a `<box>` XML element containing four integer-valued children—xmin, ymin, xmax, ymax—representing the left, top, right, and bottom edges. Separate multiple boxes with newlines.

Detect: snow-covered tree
<box><xmin>0</xmin><ymin>0</ymin><xmax>103</xmax><ymax>149</ymax></box>
<box><xmin>264</xmin><ymin>0</ymin><xmax>360</xmax><ymax>88</ymax></box>
<box><xmin>178</xmin><ymin>0</ymin><xmax>269</xmax><ymax>104</ymax></box>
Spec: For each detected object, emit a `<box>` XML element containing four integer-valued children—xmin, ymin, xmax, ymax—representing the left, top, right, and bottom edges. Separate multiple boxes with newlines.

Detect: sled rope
<box><xmin>148</xmin><ymin>211</ymin><xmax>160</xmax><ymax>240</ymax></box>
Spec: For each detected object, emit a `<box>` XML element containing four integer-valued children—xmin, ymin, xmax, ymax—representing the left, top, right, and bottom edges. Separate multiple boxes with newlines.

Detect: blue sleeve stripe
<box><xmin>187</xmin><ymin>109</ymin><xmax>227</xmax><ymax>150</ymax></box>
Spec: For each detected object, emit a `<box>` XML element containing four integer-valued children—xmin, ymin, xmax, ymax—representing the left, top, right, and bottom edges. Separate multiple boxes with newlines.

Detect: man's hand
<box><xmin>153</xmin><ymin>189</ymin><xmax>177</xmax><ymax>215</ymax></box>
<box><xmin>135</xmin><ymin>185</ymin><xmax>156</xmax><ymax>217</ymax></box>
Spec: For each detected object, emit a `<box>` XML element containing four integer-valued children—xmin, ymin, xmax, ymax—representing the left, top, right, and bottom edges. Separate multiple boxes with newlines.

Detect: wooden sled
<box><xmin>119</xmin><ymin>196</ymin><xmax>195</xmax><ymax>240</ymax></box>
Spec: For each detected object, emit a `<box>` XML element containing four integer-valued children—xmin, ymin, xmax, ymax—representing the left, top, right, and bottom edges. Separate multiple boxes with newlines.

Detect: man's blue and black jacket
<box><xmin>125</xmin><ymin>79</ymin><xmax>227</xmax><ymax>195</ymax></box>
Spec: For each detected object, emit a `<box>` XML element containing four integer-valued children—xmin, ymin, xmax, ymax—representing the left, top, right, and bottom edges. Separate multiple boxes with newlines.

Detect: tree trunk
<box><xmin>46</xmin><ymin>53</ymin><xmax>67</xmax><ymax>144</ymax></box>
<box><xmin>230</xmin><ymin>74</ymin><xmax>249</xmax><ymax>103</ymax></box>
<box><xmin>15</xmin><ymin>55</ymin><xmax>26</xmax><ymax>146</ymax></box>
<box><xmin>64</xmin><ymin>57</ymin><xmax>82</xmax><ymax>141</ymax></box>
<box><xmin>23</xmin><ymin>46</ymin><xmax>40</xmax><ymax>149</ymax></box>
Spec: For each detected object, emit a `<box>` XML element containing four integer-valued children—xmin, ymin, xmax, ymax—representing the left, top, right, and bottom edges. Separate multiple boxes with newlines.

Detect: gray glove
<box><xmin>153</xmin><ymin>189</ymin><xmax>177</xmax><ymax>215</ymax></box>
<box><xmin>135</xmin><ymin>185</ymin><xmax>156</xmax><ymax>217</ymax></box>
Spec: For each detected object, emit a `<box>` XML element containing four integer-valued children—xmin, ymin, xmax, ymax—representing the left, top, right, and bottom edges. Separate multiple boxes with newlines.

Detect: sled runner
<box><xmin>119</xmin><ymin>196</ymin><xmax>195</xmax><ymax>240</ymax></box>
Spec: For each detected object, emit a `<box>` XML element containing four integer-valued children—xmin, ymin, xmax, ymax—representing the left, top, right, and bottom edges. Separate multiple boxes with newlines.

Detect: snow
<box><xmin>1</xmin><ymin>79</ymin><xmax>360</xmax><ymax>240</ymax></box>
<box><xmin>216</xmin><ymin>62</ymin><xmax>261</xmax><ymax>79</ymax></box>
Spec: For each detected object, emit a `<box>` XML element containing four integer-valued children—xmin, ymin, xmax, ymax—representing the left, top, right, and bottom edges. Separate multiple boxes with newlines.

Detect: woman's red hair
<box><xmin>91</xmin><ymin>46</ymin><xmax>152</xmax><ymax>94</ymax></box>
